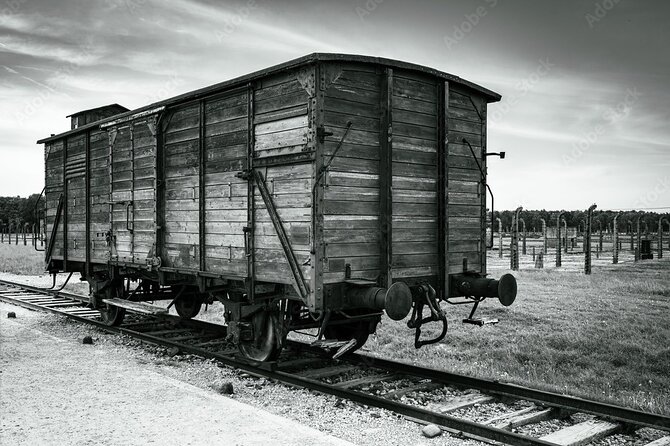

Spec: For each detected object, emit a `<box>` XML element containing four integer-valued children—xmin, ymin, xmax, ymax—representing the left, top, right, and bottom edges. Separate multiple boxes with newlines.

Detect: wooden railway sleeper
<box><xmin>407</xmin><ymin>284</ymin><xmax>447</xmax><ymax>348</ymax></box>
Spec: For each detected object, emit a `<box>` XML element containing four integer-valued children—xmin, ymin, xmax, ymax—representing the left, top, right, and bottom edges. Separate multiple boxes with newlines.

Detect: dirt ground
<box><xmin>0</xmin><ymin>302</ymin><xmax>359</xmax><ymax>446</ymax></box>
<box><xmin>0</xmin><ymin>300</ymin><xmax>481</xmax><ymax>446</ymax></box>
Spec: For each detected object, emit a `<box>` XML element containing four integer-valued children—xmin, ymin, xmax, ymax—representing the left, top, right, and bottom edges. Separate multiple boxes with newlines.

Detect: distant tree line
<box><xmin>492</xmin><ymin>209</ymin><xmax>669</xmax><ymax>233</ymax></box>
<box><xmin>0</xmin><ymin>194</ymin><xmax>42</xmax><ymax>227</ymax></box>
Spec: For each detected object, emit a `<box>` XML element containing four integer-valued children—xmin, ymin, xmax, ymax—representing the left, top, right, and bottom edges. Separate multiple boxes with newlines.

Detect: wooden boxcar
<box><xmin>38</xmin><ymin>54</ymin><xmax>516</xmax><ymax>361</ymax></box>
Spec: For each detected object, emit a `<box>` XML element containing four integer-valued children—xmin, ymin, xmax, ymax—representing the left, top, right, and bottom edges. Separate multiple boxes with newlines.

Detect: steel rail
<box><xmin>1</xmin><ymin>278</ymin><xmax>668</xmax><ymax>445</ymax></box>
<box><xmin>335</xmin><ymin>349</ymin><xmax>670</xmax><ymax>431</ymax></box>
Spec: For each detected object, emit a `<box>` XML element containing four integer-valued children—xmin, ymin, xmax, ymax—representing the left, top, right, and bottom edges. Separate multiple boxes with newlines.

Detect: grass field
<box><xmin>0</xmin><ymin>243</ymin><xmax>46</xmax><ymax>275</ymax></box>
<box><xmin>1</xmin><ymin>242</ymin><xmax>668</xmax><ymax>415</ymax></box>
<box><xmin>368</xmin><ymin>255</ymin><xmax>670</xmax><ymax>416</ymax></box>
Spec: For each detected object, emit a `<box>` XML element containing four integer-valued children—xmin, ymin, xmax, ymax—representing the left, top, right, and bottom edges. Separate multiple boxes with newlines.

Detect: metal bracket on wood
<box><xmin>45</xmin><ymin>193</ymin><xmax>64</xmax><ymax>266</ymax></box>
<box><xmin>252</xmin><ymin>169</ymin><xmax>310</xmax><ymax>300</ymax></box>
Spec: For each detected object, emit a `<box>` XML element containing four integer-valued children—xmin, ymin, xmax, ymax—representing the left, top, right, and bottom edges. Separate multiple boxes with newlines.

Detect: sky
<box><xmin>0</xmin><ymin>0</ymin><xmax>668</xmax><ymax>210</ymax></box>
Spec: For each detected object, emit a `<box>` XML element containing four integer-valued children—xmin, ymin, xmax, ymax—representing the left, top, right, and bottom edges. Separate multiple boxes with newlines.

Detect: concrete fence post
<box><xmin>635</xmin><ymin>215</ymin><xmax>642</xmax><ymax>261</ymax></box>
<box><xmin>659</xmin><ymin>217</ymin><xmax>668</xmax><ymax>259</ymax></box>
<box><xmin>540</xmin><ymin>218</ymin><xmax>547</xmax><ymax>255</ymax></box>
<box><xmin>510</xmin><ymin>207</ymin><xmax>522</xmax><ymax>271</ymax></box>
<box><xmin>520</xmin><ymin>218</ymin><xmax>527</xmax><ymax>255</ymax></box>
<box><xmin>612</xmin><ymin>215</ymin><xmax>619</xmax><ymax>264</ymax></box>
<box><xmin>22</xmin><ymin>224</ymin><xmax>27</xmax><ymax>246</ymax></box>
<box><xmin>497</xmin><ymin>217</ymin><xmax>503</xmax><ymax>259</ymax></box>
<box><xmin>14</xmin><ymin>223</ymin><xmax>18</xmax><ymax>245</ymax></box>
<box><xmin>597</xmin><ymin>221</ymin><xmax>603</xmax><ymax>253</ymax></box>
<box><xmin>562</xmin><ymin>218</ymin><xmax>568</xmax><ymax>254</ymax></box>
<box><xmin>585</xmin><ymin>204</ymin><xmax>597</xmax><ymax>275</ymax></box>
<box><xmin>556</xmin><ymin>212</ymin><xmax>565</xmax><ymax>267</ymax></box>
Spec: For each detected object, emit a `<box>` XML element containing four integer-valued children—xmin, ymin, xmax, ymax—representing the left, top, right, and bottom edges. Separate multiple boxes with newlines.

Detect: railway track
<box><xmin>1</xmin><ymin>278</ymin><xmax>668</xmax><ymax>446</ymax></box>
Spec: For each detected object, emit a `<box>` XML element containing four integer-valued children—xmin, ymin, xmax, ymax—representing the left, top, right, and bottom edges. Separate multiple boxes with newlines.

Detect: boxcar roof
<box><xmin>66</xmin><ymin>103</ymin><xmax>129</xmax><ymax>118</ymax></box>
<box><xmin>38</xmin><ymin>53</ymin><xmax>501</xmax><ymax>144</ymax></box>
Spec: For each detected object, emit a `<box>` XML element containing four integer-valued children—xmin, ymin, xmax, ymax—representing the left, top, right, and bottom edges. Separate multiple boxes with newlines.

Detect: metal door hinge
<box><xmin>316</xmin><ymin>126</ymin><xmax>333</xmax><ymax>144</ymax></box>
<box><xmin>236</xmin><ymin>170</ymin><xmax>251</xmax><ymax>181</ymax></box>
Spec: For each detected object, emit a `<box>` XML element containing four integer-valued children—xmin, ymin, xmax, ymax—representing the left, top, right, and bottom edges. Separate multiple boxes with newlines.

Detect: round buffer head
<box><xmin>497</xmin><ymin>273</ymin><xmax>517</xmax><ymax>307</ymax></box>
<box><xmin>384</xmin><ymin>282</ymin><xmax>413</xmax><ymax>321</ymax></box>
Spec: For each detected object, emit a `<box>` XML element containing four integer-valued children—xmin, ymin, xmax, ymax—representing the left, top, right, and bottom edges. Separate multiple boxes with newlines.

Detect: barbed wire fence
<box><xmin>488</xmin><ymin>206</ymin><xmax>670</xmax><ymax>273</ymax></box>
<box><xmin>0</xmin><ymin>219</ymin><xmax>44</xmax><ymax>248</ymax></box>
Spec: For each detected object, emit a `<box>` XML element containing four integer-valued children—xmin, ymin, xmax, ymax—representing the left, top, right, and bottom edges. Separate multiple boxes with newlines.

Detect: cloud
<box><xmin>0</xmin><ymin>0</ymin><xmax>668</xmax><ymax>208</ymax></box>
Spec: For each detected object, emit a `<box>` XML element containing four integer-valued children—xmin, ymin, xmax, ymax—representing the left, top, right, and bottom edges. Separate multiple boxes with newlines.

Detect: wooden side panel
<box><xmin>321</xmin><ymin>64</ymin><xmax>382</xmax><ymax>283</ymax></box>
<box><xmin>163</xmin><ymin>103</ymin><xmax>200</xmax><ymax>269</ymax></box>
<box><xmin>89</xmin><ymin>130</ymin><xmax>110</xmax><ymax>262</ymax></box>
<box><xmin>252</xmin><ymin>68</ymin><xmax>314</xmax><ymax>284</ymax></box>
<box><xmin>254</xmin><ymin>71</ymin><xmax>310</xmax><ymax>158</ymax></box>
<box><xmin>107</xmin><ymin>120</ymin><xmax>158</xmax><ymax>264</ymax></box>
<box><xmin>203</xmin><ymin>90</ymin><xmax>249</xmax><ymax>276</ymax></box>
<box><xmin>447</xmin><ymin>87</ymin><xmax>485</xmax><ymax>274</ymax></box>
<box><xmin>130</xmin><ymin>119</ymin><xmax>158</xmax><ymax>263</ymax></box>
<box><xmin>64</xmin><ymin>133</ymin><xmax>86</xmax><ymax>262</ymax></box>
<box><xmin>254</xmin><ymin>164</ymin><xmax>313</xmax><ymax>284</ymax></box>
<box><xmin>110</xmin><ymin>126</ymin><xmax>133</xmax><ymax>261</ymax></box>
<box><xmin>45</xmin><ymin>140</ymin><xmax>64</xmax><ymax>260</ymax></box>
<box><xmin>391</xmin><ymin>70</ymin><xmax>439</xmax><ymax>279</ymax></box>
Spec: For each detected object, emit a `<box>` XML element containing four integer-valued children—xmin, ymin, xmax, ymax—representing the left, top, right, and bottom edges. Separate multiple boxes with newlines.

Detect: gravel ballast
<box><xmin>0</xmin><ymin>299</ymin><xmax>482</xmax><ymax>446</ymax></box>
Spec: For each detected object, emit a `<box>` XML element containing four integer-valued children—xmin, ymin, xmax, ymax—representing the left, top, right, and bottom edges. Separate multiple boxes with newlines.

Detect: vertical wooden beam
<box><xmin>129</xmin><ymin>123</ymin><xmax>135</xmax><ymax>262</ymax></box>
<box><xmin>246</xmin><ymin>83</ymin><xmax>256</xmax><ymax>301</ymax></box>
<box><xmin>312</xmin><ymin>64</ymin><xmax>324</xmax><ymax>311</ymax></box>
<box><xmin>155</xmin><ymin>116</ymin><xmax>165</xmax><ymax>272</ymax></box>
<box><xmin>108</xmin><ymin>130</ymin><xmax>115</xmax><ymax>262</ymax></box>
<box><xmin>63</xmin><ymin>137</ymin><xmax>68</xmax><ymax>271</ymax></box>
<box><xmin>379</xmin><ymin>68</ymin><xmax>393</xmax><ymax>288</ymax></box>
<box><xmin>480</xmin><ymin>101</ymin><xmax>487</xmax><ymax>275</ymax></box>
<box><xmin>437</xmin><ymin>81</ymin><xmax>449</xmax><ymax>298</ymax></box>
<box><xmin>85</xmin><ymin>130</ymin><xmax>91</xmax><ymax>277</ymax></box>
<box><xmin>199</xmin><ymin>100</ymin><xmax>206</xmax><ymax>273</ymax></box>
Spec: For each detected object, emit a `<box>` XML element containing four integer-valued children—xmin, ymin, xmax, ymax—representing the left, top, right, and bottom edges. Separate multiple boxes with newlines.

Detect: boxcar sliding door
<box><xmin>108</xmin><ymin>118</ymin><xmax>158</xmax><ymax>264</ymax></box>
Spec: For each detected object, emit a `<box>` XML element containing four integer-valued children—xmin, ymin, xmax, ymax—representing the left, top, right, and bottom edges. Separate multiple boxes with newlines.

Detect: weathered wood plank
<box><xmin>254</xmin><ymin>91</ymin><xmax>308</xmax><ymax>115</ymax></box>
<box><xmin>392</xmin><ymin>265</ymin><xmax>438</xmax><ymax>278</ymax></box>
<box><xmin>323</xmin><ymin>200</ymin><xmax>379</xmax><ymax>216</ymax></box>
<box><xmin>539</xmin><ymin>420</ymin><xmax>620</xmax><ymax>446</ymax></box>
<box><xmin>438</xmin><ymin>393</ymin><xmax>494</xmax><ymax>413</ymax></box>
<box><xmin>205</xmin><ymin>116</ymin><xmax>247</xmax><ymax>137</ymax></box>
<box><xmin>255</xmin><ymin>127</ymin><xmax>308</xmax><ymax>151</ymax></box>
<box><xmin>255</xmin><ymin>115</ymin><xmax>308</xmax><ymax>136</ymax></box>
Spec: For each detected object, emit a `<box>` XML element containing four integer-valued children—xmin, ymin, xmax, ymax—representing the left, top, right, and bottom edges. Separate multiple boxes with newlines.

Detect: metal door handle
<box><xmin>126</xmin><ymin>201</ymin><xmax>134</xmax><ymax>233</ymax></box>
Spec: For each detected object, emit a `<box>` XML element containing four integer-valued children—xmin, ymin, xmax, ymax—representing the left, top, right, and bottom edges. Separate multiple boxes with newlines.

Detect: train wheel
<box><xmin>324</xmin><ymin>321</ymin><xmax>371</xmax><ymax>353</ymax></box>
<box><xmin>99</xmin><ymin>304</ymin><xmax>126</xmax><ymax>326</ymax></box>
<box><xmin>238</xmin><ymin>310</ymin><xmax>282</xmax><ymax>362</ymax></box>
<box><xmin>175</xmin><ymin>298</ymin><xmax>202</xmax><ymax>319</ymax></box>
<box><xmin>98</xmin><ymin>280</ymin><xmax>126</xmax><ymax>326</ymax></box>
